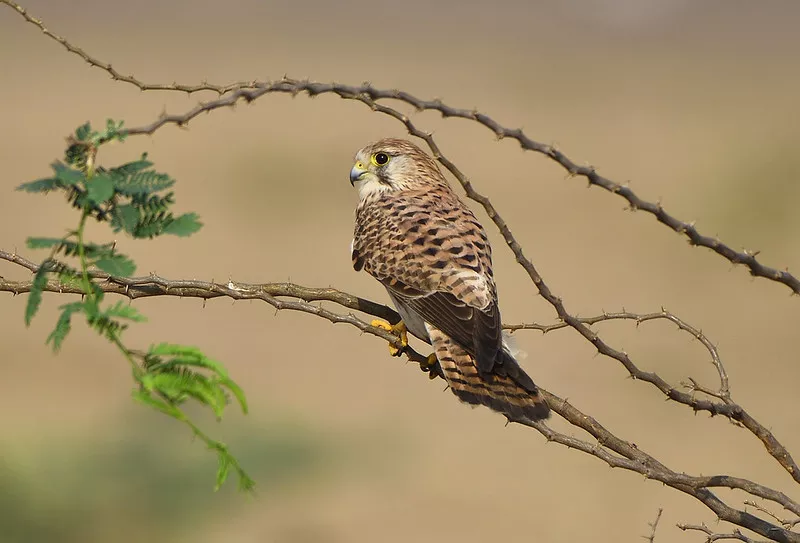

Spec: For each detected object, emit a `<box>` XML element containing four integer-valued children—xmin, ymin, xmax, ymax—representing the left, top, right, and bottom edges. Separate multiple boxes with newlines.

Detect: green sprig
<box><xmin>18</xmin><ymin>120</ymin><xmax>252</xmax><ymax>492</ymax></box>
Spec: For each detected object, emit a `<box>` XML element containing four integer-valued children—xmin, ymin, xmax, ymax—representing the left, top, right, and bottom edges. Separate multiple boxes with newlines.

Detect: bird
<box><xmin>348</xmin><ymin>137</ymin><xmax>550</xmax><ymax>422</ymax></box>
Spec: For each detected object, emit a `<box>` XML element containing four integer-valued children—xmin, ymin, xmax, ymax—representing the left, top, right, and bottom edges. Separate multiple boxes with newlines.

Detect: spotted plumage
<box><xmin>349</xmin><ymin>138</ymin><xmax>549</xmax><ymax>422</ymax></box>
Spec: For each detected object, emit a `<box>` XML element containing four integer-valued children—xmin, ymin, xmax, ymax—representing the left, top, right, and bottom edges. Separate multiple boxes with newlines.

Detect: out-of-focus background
<box><xmin>2</xmin><ymin>1</ymin><xmax>799</xmax><ymax>541</ymax></box>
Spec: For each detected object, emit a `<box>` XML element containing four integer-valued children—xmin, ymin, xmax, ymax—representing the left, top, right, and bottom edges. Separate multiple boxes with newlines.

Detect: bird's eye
<box><xmin>371</xmin><ymin>152</ymin><xmax>390</xmax><ymax>166</ymax></box>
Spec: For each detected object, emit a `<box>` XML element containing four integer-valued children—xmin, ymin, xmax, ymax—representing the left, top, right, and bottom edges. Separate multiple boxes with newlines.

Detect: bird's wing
<box><xmin>387</xmin><ymin>283</ymin><xmax>503</xmax><ymax>375</ymax></box>
<box><xmin>354</xmin><ymin>192</ymin><xmax>502</xmax><ymax>374</ymax></box>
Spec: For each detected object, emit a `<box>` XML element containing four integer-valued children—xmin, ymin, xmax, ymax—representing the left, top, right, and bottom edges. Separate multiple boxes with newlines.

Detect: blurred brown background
<box><xmin>2</xmin><ymin>1</ymin><xmax>800</xmax><ymax>541</ymax></box>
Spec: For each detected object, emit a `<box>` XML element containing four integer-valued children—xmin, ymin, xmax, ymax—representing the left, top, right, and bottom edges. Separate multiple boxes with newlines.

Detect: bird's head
<box><xmin>349</xmin><ymin>138</ymin><xmax>447</xmax><ymax>200</ymax></box>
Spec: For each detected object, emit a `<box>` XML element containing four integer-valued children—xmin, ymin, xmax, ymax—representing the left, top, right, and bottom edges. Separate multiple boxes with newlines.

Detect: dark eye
<box><xmin>372</xmin><ymin>152</ymin><xmax>390</xmax><ymax>166</ymax></box>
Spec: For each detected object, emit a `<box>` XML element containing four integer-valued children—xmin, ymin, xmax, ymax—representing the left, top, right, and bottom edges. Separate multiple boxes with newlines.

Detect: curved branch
<box><xmin>2</xmin><ymin>249</ymin><xmax>799</xmax><ymax>541</ymax></box>
<box><xmin>3</xmin><ymin>2</ymin><xmax>800</xmax><ymax>539</ymax></box>
<box><xmin>0</xmin><ymin>250</ymin><xmax>433</xmax><ymax>369</ymax></box>
<box><xmin>404</xmin><ymin>128</ymin><xmax>800</xmax><ymax>486</ymax></box>
<box><xmin>745</xmin><ymin>501</ymin><xmax>800</xmax><ymax>531</ymax></box>
<box><xmin>678</xmin><ymin>523</ymin><xmax>767</xmax><ymax>543</ymax></box>
<box><xmin>2</xmin><ymin>0</ymin><xmax>797</xmax><ymax>295</ymax></box>
<box><xmin>505</xmin><ymin>309</ymin><xmax>729</xmax><ymax>398</ymax></box>
<box><xmin>5</xmin><ymin>0</ymin><xmax>796</xmax><ymax>483</ymax></box>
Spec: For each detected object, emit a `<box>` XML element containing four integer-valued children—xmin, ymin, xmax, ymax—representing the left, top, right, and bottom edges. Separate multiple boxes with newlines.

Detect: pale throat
<box><xmin>355</xmin><ymin>176</ymin><xmax>392</xmax><ymax>202</ymax></box>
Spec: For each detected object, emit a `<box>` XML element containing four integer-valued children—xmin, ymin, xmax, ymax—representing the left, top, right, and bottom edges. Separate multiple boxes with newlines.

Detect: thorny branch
<box><xmin>678</xmin><ymin>523</ymin><xmax>767</xmax><ymax>543</ymax></box>
<box><xmin>2</xmin><ymin>0</ymin><xmax>798</xmax><ymax>296</ymax></box>
<box><xmin>506</xmin><ymin>310</ymin><xmax>729</xmax><ymax>398</ymax></box>
<box><xmin>2</xmin><ymin>1</ymin><xmax>799</xmax><ymax>541</ymax></box>
<box><xmin>644</xmin><ymin>508</ymin><xmax>663</xmax><ymax>543</ymax></box>
<box><xmin>0</xmin><ymin>250</ymin><xmax>432</xmax><ymax>370</ymax></box>
<box><xmin>6</xmin><ymin>0</ymin><xmax>797</xmax><ymax>486</ymax></box>
<box><xmin>745</xmin><ymin>502</ymin><xmax>800</xmax><ymax>531</ymax></box>
<box><xmin>2</xmin><ymin>250</ymin><xmax>799</xmax><ymax>541</ymax></box>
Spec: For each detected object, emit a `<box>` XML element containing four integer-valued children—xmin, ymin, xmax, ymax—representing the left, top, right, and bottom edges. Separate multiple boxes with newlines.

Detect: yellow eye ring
<box><xmin>371</xmin><ymin>152</ymin><xmax>390</xmax><ymax>166</ymax></box>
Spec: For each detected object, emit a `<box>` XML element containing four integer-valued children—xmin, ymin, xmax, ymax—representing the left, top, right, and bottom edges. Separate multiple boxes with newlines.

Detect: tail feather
<box><xmin>426</xmin><ymin>325</ymin><xmax>550</xmax><ymax>421</ymax></box>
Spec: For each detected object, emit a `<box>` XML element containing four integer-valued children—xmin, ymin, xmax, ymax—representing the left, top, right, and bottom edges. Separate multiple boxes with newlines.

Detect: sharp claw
<box><xmin>371</xmin><ymin>319</ymin><xmax>408</xmax><ymax>357</ymax></box>
<box><xmin>370</xmin><ymin>319</ymin><xmax>393</xmax><ymax>332</ymax></box>
<box><xmin>420</xmin><ymin>353</ymin><xmax>440</xmax><ymax>380</ymax></box>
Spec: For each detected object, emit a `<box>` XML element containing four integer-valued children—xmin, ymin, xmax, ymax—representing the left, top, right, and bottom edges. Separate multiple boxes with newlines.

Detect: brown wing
<box><xmin>381</xmin><ymin>278</ymin><xmax>502</xmax><ymax>375</ymax></box>
<box><xmin>354</xmin><ymin>189</ymin><xmax>503</xmax><ymax>373</ymax></box>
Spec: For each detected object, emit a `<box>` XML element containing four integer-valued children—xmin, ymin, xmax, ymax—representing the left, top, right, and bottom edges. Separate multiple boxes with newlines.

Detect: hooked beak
<box><xmin>350</xmin><ymin>162</ymin><xmax>368</xmax><ymax>186</ymax></box>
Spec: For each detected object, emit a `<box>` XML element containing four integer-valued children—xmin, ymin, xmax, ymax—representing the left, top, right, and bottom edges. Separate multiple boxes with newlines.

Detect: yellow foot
<box><xmin>371</xmin><ymin>319</ymin><xmax>408</xmax><ymax>357</ymax></box>
<box><xmin>420</xmin><ymin>353</ymin><xmax>440</xmax><ymax>380</ymax></box>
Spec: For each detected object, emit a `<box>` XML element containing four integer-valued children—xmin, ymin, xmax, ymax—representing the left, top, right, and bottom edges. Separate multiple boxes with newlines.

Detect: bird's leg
<box><xmin>419</xmin><ymin>352</ymin><xmax>442</xmax><ymax>380</ymax></box>
<box><xmin>371</xmin><ymin>319</ymin><xmax>408</xmax><ymax>356</ymax></box>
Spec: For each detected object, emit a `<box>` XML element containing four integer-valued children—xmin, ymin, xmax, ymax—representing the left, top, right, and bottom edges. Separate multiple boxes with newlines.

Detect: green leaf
<box><xmin>75</xmin><ymin>122</ymin><xmax>92</xmax><ymax>141</ymax></box>
<box><xmin>237</xmin><ymin>471</ymin><xmax>256</xmax><ymax>492</ymax></box>
<box><xmin>52</xmin><ymin>162</ymin><xmax>84</xmax><ymax>186</ymax></box>
<box><xmin>82</xmin><ymin>293</ymin><xmax>101</xmax><ymax>320</ymax></box>
<box><xmin>57</xmin><ymin>268</ymin><xmax>83</xmax><ymax>290</ymax></box>
<box><xmin>132</xmin><ymin>389</ymin><xmax>182</xmax><ymax>418</ymax></box>
<box><xmin>104</xmin><ymin>300</ymin><xmax>147</xmax><ymax>323</ymax></box>
<box><xmin>113</xmin><ymin>157</ymin><xmax>155</xmax><ymax>176</ymax></box>
<box><xmin>221</xmin><ymin>377</ymin><xmax>249</xmax><ymax>414</ymax></box>
<box><xmin>163</xmin><ymin>213</ymin><xmax>203</xmax><ymax>237</ymax></box>
<box><xmin>17</xmin><ymin>177</ymin><xmax>59</xmax><ymax>193</ymax></box>
<box><xmin>26</xmin><ymin>238</ymin><xmax>114</xmax><ymax>262</ymax></box>
<box><xmin>26</xmin><ymin>237</ymin><xmax>65</xmax><ymax>250</ymax></box>
<box><xmin>110</xmin><ymin>204</ymin><xmax>139</xmax><ymax>234</ymax></box>
<box><xmin>105</xmin><ymin>118</ymin><xmax>124</xmax><ymax>135</ymax></box>
<box><xmin>147</xmin><ymin>372</ymin><xmax>211</xmax><ymax>408</ymax></box>
<box><xmin>150</xmin><ymin>357</ymin><xmax>228</xmax><ymax>377</ymax></box>
<box><xmin>113</xmin><ymin>169</ymin><xmax>173</xmax><ymax>195</ymax></box>
<box><xmin>46</xmin><ymin>301</ymin><xmax>84</xmax><ymax>352</ymax></box>
<box><xmin>147</xmin><ymin>347</ymin><xmax>226</xmax><ymax>375</ymax></box>
<box><xmin>215</xmin><ymin>453</ymin><xmax>232</xmax><ymax>491</ymax></box>
<box><xmin>65</xmin><ymin>143</ymin><xmax>89</xmax><ymax>168</ymax></box>
<box><xmin>26</xmin><ymin>238</ymin><xmax>114</xmax><ymax>260</ymax></box>
<box><xmin>145</xmin><ymin>344</ymin><xmax>247</xmax><ymax>414</ymax></box>
<box><xmin>25</xmin><ymin>263</ymin><xmax>50</xmax><ymax>326</ymax></box>
<box><xmin>94</xmin><ymin>253</ymin><xmax>136</xmax><ymax>277</ymax></box>
<box><xmin>148</xmin><ymin>343</ymin><xmax>206</xmax><ymax>358</ymax></box>
<box><xmin>131</xmin><ymin>192</ymin><xmax>174</xmax><ymax>212</ymax></box>
<box><xmin>86</xmin><ymin>173</ymin><xmax>115</xmax><ymax>204</ymax></box>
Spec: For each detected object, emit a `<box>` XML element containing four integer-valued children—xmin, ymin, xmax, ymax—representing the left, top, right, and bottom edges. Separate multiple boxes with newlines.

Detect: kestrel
<box><xmin>349</xmin><ymin>138</ymin><xmax>550</xmax><ymax>421</ymax></box>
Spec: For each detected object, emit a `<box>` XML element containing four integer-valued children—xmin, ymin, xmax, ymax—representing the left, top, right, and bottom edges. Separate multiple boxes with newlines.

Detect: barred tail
<box><xmin>426</xmin><ymin>326</ymin><xmax>550</xmax><ymax>422</ymax></box>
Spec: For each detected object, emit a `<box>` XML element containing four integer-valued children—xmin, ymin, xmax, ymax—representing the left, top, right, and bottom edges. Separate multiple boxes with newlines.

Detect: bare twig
<box><xmin>3</xmin><ymin>1</ymin><xmax>800</xmax><ymax>540</ymax></box>
<box><xmin>506</xmin><ymin>309</ymin><xmax>729</xmax><ymax>398</ymax></box>
<box><xmin>0</xmin><ymin>251</ymin><xmax>435</xmax><ymax>372</ymax></box>
<box><xmin>5</xmin><ymin>0</ymin><xmax>797</xmax><ymax>484</ymax></box>
<box><xmin>644</xmin><ymin>508</ymin><xmax>664</xmax><ymax>543</ymax></box>
<box><xmin>409</xmin><ymin>128</ymin><xmax>800</xmax><ymax>486</ymax></box>
<box><xmin>745</xmin><ymin>501</ymin><xmax>800</xmax><ymax>530</ymax></box>
<box><xmin>677</xmin><ymin>523</ymin><xmax>767</xmax><ymax>543</ymax></box>
<box><xmin>34</xmin><ymin>55</ymin><xmax>795</xmax><ymax>483</ymax></box>
<box><xmin>2</xmin><ymin>0</ymin><xmax>798</xmax><ymax>296</ymax></box>
<box><xmin>3</xmin><ymin>250</ymin><xmax>800</xmax><ymax>542</ymax></box>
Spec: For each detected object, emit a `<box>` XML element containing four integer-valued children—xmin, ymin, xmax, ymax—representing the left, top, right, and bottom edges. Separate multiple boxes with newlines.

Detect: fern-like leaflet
<box><xmin>17</xmin><ymin>120</ymin><xmax>252</xmax><ymax>492</ymax></box>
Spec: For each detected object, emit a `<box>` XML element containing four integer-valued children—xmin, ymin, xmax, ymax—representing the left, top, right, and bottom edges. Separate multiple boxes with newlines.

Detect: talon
<box><xmin>371</xmin><ymin>319</ymin><xmax>408</xmax><ymax>356</ymax></box>
<box><xmin>420</xmin><ymin>353</ymin><xmax>440</xmax><ymax>380</ymax></box>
